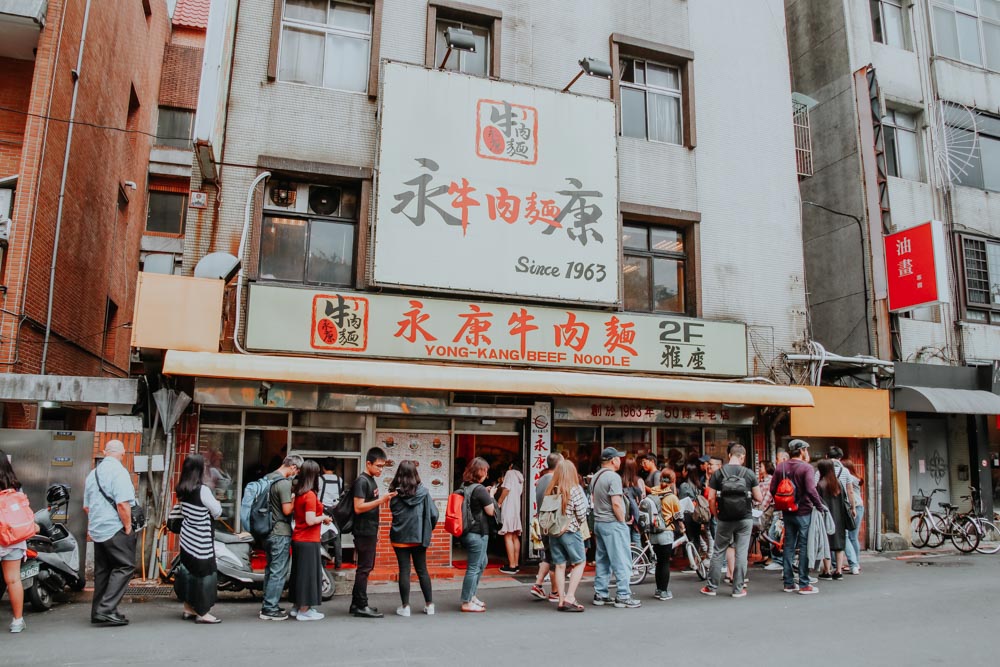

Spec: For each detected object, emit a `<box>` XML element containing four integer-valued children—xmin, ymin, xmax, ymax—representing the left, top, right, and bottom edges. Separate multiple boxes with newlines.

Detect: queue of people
<box><xmin>0</xmin><ymin>437</ymin><xmax>867</xmax><ymax>634</ymax></box>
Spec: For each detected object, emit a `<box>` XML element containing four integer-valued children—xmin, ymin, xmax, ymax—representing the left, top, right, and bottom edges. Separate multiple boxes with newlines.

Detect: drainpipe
<box><xmin>39</xmin><ymin>0</ymin><xmax>93</xmax><ymax>379</ymax></box>
<box><xmin>232</xmin><ymin>171</ymin><xmax>271</xmax><ymax>354</ymax></box>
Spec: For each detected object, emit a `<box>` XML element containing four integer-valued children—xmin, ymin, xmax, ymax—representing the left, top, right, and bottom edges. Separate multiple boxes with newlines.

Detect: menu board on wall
<box><xmin>376</xmin><ymin>432</ymin><xmax>451</xmax><ymax>512</ymax></box>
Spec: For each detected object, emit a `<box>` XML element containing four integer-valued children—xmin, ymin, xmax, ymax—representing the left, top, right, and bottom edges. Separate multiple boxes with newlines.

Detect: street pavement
<box><xmin>2</xmin><ymin>552</ymin><xmax>996</xmax><ymax>667</ymax></box>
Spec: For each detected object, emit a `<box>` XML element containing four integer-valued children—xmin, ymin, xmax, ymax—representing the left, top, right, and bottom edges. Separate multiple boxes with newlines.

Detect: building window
<box><xmin>948</xmin><ymin>105</ymin><xmax>1000</xmax><ymax>191</ymax></box>
<box><xmin>619</xmin><ymin>58</ymin><xmax>683</xmax><ymax>145</ymax></box>
<box><xmin>871</xmin><ymin>0</ymin><xmax>908</xmax><ymax>48</ymax></box>
<box><xmin>434</xmin><ymin>19</ymin><xmax>489</xmax><ymax>76</ymax></box>
<box><xmin>155</xmin><ymin>107</ymin><xmax>194</xmax><ymax>149</ymax></box>
<box><xmin>146</xmin><ymin>191</ymin><xmax>187</xmax><ymax>236</ymax></box>
<box><xmin>278</xmin><ymin>0</ymin><xmax>372</xmax><ymax>92</ymax></box>
<box><xmin>424</xmin><ymin>2</ymin><xmax>501</xmax><ymax>79</ymax></box>
<box><xmin>259</xmin><ymin>184</ymin><xmax>359</xmax><ymax>287</ymax></box>
<box><xmin>932</xmin><ymin>0</ymin><xmax>1000</xmax><ymax>70</ymax></box>
<box><xmin>882</xmin><ymin>109</ymin><xmax>921</xmax><ymax>180</ymax></box>
<box><xmin>962</xmin><ymin>237</ymin><xmax>1000</xmax><ymax>320</ymax></box>
<box><xmin>622</xmin><ymin>223</ymin><xmax>686</xmax><ymax>313</ymax></box>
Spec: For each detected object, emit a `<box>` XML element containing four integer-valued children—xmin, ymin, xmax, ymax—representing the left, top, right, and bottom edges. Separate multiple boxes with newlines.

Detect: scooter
<box><xmin>212</xmin><ymin>528</ymin><xmax>336</xmax><ymax>601</ymax></box>
<box><xmin>23</xmin><ymin>484</ymin><xmax>85</xmax><ymax>611</ymax></box>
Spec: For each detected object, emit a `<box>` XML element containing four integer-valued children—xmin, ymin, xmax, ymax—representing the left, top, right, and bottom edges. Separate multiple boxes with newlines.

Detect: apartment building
<box><xmin>786</xmin><ymin>0</ymin><xmax>1000</xmax><ymax>529</ymax></box>
<box><xmin>133</xmin><ymin>0</ymin><xmax>825</xmax><ymax>575</ymax></box>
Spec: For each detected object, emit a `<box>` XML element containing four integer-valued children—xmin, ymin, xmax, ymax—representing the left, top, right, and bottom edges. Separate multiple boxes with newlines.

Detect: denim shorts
<box><xmin>549</xmin><ymin>530</ymin><xmax>585</xmax><ymax>566</ymax></box>
<box><xmin>1</xmin><ymin>547</ymin><xmax>25</xmax><ymax>562</ymax></box>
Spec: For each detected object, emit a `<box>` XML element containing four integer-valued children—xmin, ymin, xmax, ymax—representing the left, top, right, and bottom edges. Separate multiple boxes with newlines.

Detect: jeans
<box><xmin>707</xmin><ymin>518</ymin><xmax>753</xmax><ymax>593</ymax></box>
<box><xmin>394</xmin><ymin>546</ymin><xmax>432</xmax><ymax>607</ymax></box>
<box><xmin>593</xmin><ymin>521</ymin><xmax>632</xmax><ymax>600</ymax></box>
<box><xmin>92</xmin><ymin>530</ymin><xmax>136</xmax><ymax>618</ymax></box>
<box><xmin>782</xmin><ymin>513</ymin><xmax>811</xmax><ymax>588</ymax></box>
<box><xmin>460</xmin><ymin>533</ymin><xmax>489</xmax><ymax>603</ymax></box>
<box><xmin>845</xmin><ymin>505</ymin><xmax>864</xmax><ymax>568</ymax></box>
<box><xmin>629</xmin><ymin>526</ymin><xmax>641</xmax><ymax>549</ymax></box>
<box><xmin>352</xmin><ymin>534</ymin><xmax>377</xmax><ymax>609</ymax></box>
<box><xmin>262</xmin><ymin>533</ymin><xmax>291</xmax><ymax>613</ymax></box>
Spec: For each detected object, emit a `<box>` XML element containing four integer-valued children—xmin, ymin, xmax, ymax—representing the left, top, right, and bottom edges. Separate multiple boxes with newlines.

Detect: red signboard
<box><xmin>885</xmin><ymin>222</ymin><xmax>943</xmax><ymax>312</ymax></box>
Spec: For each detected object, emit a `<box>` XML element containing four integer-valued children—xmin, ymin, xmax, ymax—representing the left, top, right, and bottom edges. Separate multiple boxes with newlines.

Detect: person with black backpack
<box><xmin>699</xmin><ymin>444</ymin><xmax>761</xmax><ymax>598</ymax></box>
<box><xmin>258</xmin><ymin>455</ymin><xmax>302</xmax><ymax>621</ymax></box>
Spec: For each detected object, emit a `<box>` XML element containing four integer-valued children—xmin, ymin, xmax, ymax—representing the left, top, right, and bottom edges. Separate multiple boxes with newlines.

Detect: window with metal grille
<box><xmin>961</xmin><ymin>236</ymin><xmax>1000</xmax><ymax>322</ymax></box>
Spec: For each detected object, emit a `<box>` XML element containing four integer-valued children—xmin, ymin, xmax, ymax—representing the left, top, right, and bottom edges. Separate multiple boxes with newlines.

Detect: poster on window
<box><xmin>374</xmin><ymin>62</ymin><xmax>620</xmax><ymax>305</ymax></box>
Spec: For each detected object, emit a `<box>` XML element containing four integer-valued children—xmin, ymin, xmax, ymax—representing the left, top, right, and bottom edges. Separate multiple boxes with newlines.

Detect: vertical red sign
<box><xmin>885</xmin><ymin>222</ymin><xmax>939</xmax><ymax>312</ymax></box>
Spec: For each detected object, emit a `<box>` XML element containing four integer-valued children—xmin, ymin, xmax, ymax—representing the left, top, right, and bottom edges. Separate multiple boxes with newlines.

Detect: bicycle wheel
<box><xmin>975</xmin><ymin>519</ymin><xmax>1000</xmax><ymax>555</ymax></box>
<box><xmin>629</xmin><ymin>544</ymin><xmax>649</xmax><ymax>586</ymax></box>
<box><xmin>911</xmin><ymin>515</ymin><xmax>930</xmax><ymax>548</ymax></box>
<box><xmin>950</xmin><ymin>517</ymin><xmax>981</xmax><ymax>553</ymax></box>
<box><xmin>925</xmin><ymin>512</ymin><xmax>946</xmax><ymax>548</ymax></box>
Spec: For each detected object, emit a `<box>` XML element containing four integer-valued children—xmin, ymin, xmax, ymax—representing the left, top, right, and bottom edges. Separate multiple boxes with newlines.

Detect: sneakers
<box><xmin>731</xmin><ymin>589</ymin><xmax>747</xmax><ymax>598</ymax></box>
<box><xmin>288</xmin><ymin>609</ymin><xmax>297</xmax><ymax>618</ymax></box>
<box><xmin>818</xmin><ymin>572</ymin><xmax>833</xmax><ymax>580</ymax></box>
<box><xmin>423</xmin><ymin>604</ymin><xmax>435</xmax><ymax>616</ymax></box>
<box><xmin>592</xmin><ymin>594</ymin><xmax>611</xmax><ymax>606</ymax></box>
<box><xmin>259</xmin><ymin>609</ymin><xmax>289</xmax><ymax>621</ymax></box>
<box><xmin>396</xmin><ymin>605</ymin><xmax>411</xmax><ymax>617</ymax></box>
<box><xmin>832</xmin><ymin>572</ymin><xmax>844</xmax><ymax>581</ymax></box>
<box><xmin>783</xmin><ymin>585</ymin><xmax>800</xmax><ymax>593</ymax></box>
<box><xmin>548</xmin><ymin>593</ymin><xmax>559</xmax><ymax>603</ymax></box>
<box><xmin>613</xmin><ymin>597</ymin><xmax>641</xmax><ymax>608</ymax></box>
<box><xmin>699</xmin><ymin>586</ymin><xmax>717</xmax><ymax>597</ymax></box>
<box><xmin>654</xmin><ymin>590</ymin><xmax>673</xmax><ymax>601</ymax></box>
<box><xmin>498</xmin><ymin>565</ymin><xmax>519</xmax><ymax>575</ymax></box>
<box><xmin>849</xmin><ymin>566</ymin><xmax>861</xmax><ymax>575</ymax></box>
<box><xmin>797</xmin><ymin>585</ymin><xmax>819</xmax><ymax>595</ymax></box>
<box><xmin>9</xmin><ymin>617</ymin><xmax>25</xmax><ymax>633</ymax></box>
<box><xmin>764</xmin><ymin>562</ymin><xmax>783</xmax><ymax>571</ymax></box>
<box><xmin>296</xmin><ymin>608</ymin><xmax>325</xmax><ymax>621</ymax></box>
<box><xmin>529</xmin><ymin>585</ymin><xmax>546</xmax><ymax>600</ymax></box>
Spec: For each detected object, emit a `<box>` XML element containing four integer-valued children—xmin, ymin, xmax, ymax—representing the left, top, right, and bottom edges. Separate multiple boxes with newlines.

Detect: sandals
<box><xmin>194</xmin><ymin>614</ymin><xmax>222</xmax><ymax>624</ymax></box>
<box><xmin>557</xmin><ymin>600</ymin><xmax>585</xmax><ymax>613</ymax></box>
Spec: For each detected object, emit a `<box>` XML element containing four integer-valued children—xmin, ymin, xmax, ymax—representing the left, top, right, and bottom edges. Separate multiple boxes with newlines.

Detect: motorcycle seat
<box><xmin>214</xmin><ymin>531</ymin><xmax>254</xmax><ymax>544</ymax></box>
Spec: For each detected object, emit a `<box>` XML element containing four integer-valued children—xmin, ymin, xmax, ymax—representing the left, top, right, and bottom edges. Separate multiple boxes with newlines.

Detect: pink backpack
<box><xmin>0</xmin><ymin>489</ymin><xmax>37</xmax><ymax>546</ymax></box>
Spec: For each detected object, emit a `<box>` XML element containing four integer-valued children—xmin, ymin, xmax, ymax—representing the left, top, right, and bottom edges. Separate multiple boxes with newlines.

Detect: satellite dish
<box><xmin>194</xmin><ymin>252</ymin><xmax>241</xmax><ymax>282</ymax></box>
<box><xmin>931</xmin><ymin>101</ymin><xmax>979</xmax><ymax>191</ymax></box>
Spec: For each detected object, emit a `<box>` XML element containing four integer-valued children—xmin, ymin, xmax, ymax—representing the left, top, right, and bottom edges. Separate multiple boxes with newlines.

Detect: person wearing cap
<box><xmin>769</xmin><ymin>439</ymin><xmax>827</xmax><ymax>595</ymax></box>
<box><xmin>83</xmin><ymin>440</ymin><xmax>138</xmax><ymax>626</ymax></box>
<box><xmin>589</xmin><ymin>447</ymin><xmax>640</xmax><ymax>609</ymax></box>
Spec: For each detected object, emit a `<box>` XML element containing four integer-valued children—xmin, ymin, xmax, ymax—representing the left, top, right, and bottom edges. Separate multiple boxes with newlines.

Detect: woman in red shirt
<box><xmin>290</xmin><ymin>460</ymin><xmax>331</xmax><ymax>621</ymax></box>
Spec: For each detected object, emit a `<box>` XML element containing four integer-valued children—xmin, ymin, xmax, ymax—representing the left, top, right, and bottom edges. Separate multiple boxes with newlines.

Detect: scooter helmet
<box><xmin>46</xmin><ymin>483</ymin><xmax>70</xmax><ymax>506</ymax></box>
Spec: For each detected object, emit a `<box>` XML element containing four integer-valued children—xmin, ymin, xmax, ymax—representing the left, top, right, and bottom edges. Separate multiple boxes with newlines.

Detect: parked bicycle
<box><xmin>965</xmin><ymin>487</ymin><xmax>1000</xmax><ymax>555</ymax></box>
<box><xmin>910</xmin><ymin>488</ymin><xmax>980</xmax><ymax>553</ymax></box>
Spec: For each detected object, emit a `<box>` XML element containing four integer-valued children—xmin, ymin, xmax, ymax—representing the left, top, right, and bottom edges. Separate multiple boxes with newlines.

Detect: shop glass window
<box><xmin>291</xmin><ymin>431</ymin><xmax>362</xmax><ymax>453</ymax></box>
<box><xmin>197</xmin><ymin>431</ymin><xmax>241</xmax><ymax>528</ymax></box>
<box><xmin>948</xmin><ymin>105</ymin><xmax>1000</xmax><ymax>191</ymax></box>
<box><xmin>620</xmin><ymin>58</ymin><xmax>683</xmax><ymax>145</ymax></box>
<box><xmin>603</xmin><ymin>427</ymin><xmax>652</xmax><ymax>460</ymax></box>
<box><xmin>871</xmin><ymin>0</ymin><xmax>909</xmax><ymax>48</ymax></box>
<box><xmin>932</xmin><ymin>0</ymin><xmax>1000</xmax><ymax>70</ymax></box>
<box><xmin>155</xmin><ymin>107</ymin><xmax>194</xmax><ymax>149</ymax></box>
<box><xmin>552</xmin><ymin>427</ymin><xmax>601</xmax><ymax>476</ymax></box>
<box><xmin>279</xmin><ymin>0</ymin><xmax>372</xmax><ymax>92</ymax></box>
<box><xmin>146</xmin><ymin>191</ymin><xmax>187</xmax><ymax>235</ymax></box>
<box><xmin>622</xmin><ymin>223</ymin><xmax>686</xmax><ymax>314</ymax></box>
<box><xmin>882</xmin><ymin>109</ymin><xmax>921</xmax><ymax>181</ymax></box>
<box><xmin>434</xmin><ymin>19</ymin><xmax>489</xmax><ymax>76</ymax></box>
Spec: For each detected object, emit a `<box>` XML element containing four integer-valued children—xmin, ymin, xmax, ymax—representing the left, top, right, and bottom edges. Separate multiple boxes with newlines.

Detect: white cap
<box><xmin>103</xmin><ymin>439</ymin><xmax>126</xmax><ymax>455</ymax></box>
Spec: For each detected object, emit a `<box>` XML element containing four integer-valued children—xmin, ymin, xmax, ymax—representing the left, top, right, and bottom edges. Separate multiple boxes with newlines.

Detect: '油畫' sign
<box><xmin>884</xmin><ymin>221</ymin><xmax>949</xmax><ymax>312</ymax></box>
<box><xmin>373</xmin><ymin>62</ymin><xmax>620</xmax><ymax>305</ymax></box>
<box><xmin>245</xmin><ymin>285</ymin><xmax>748</xmax><ymax>378</ymax></box>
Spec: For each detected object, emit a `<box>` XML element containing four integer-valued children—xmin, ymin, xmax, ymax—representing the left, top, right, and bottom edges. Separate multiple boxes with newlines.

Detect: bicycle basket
<box><xmin>911</xmin><ymin>495</ymin><xmax>929</xmax><ymax>513</ymax></box>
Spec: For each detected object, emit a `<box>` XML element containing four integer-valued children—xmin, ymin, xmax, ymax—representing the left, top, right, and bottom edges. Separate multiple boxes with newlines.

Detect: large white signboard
<box><xmin>374</xmin><ymin>62</ymin><xmax>620</xmax><ymax>304</ymax></box>
<box><xmin>245</xmin><ymin>285</ymin><xmax>749</xmax><ymax>378</ymax></box>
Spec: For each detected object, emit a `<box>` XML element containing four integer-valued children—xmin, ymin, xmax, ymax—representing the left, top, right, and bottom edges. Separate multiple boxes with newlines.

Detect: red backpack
<box><xmin>773</xmin><ymin>467</ymin><xmax>798</xmax><ymax>513</ymax></box>
<box><xmin>0</xmin><ymin>488</ymin><xmax>37</xmax><ymax>546</ymax></box>
<box><xmin>444</xmin><ymin>483</ymin><xmax>478</xmax><ymax>537</ymax></box>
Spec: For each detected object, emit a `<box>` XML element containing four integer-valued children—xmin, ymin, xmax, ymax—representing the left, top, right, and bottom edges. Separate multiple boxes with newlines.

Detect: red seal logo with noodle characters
<box><xmin>482</xmin><ymin>126</ymin><xmax>505</xmax><ymax>154</ymax></box>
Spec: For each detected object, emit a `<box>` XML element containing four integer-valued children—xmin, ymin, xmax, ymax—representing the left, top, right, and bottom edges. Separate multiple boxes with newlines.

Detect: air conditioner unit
<box><xmin>264</xmin><ymin>182</ymin><xmax>345</xmax><ymax>216</ymax></box>
<box><xmin>267</xmin><ymin>181</ymin><xmax>298</xmax><ymax>209</ymax></box>
<box><xmin>0</xmin><ymin>217</ymin><xmax>10</xmax><ymax>246</ymax></box>
<box><xmin>308</xmin><ymin>185</ymin><xmax>342</xmax><ymax>216</ymax></box>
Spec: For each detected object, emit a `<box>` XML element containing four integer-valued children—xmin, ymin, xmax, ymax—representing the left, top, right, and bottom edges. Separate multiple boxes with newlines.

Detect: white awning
<box><xmin>162</xmin><ymin>351</ymin><xmax>814</xmax><ymax>407</ymax></box>
<box><xmin>894</xmin><ymin>386</ymin><xmax>1000</xmax><ymax>415</ymax></box>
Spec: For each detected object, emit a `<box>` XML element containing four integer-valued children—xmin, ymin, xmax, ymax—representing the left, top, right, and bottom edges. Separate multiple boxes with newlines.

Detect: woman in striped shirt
<box><xmin>175</xmin><ymin>454</ymin><xmax>222</xmax><ymax>624</ymax></box>
<box><xmin>544</xmin><ymin>460</ymin><xmax>590</xmax><ymax>612</ymax></box>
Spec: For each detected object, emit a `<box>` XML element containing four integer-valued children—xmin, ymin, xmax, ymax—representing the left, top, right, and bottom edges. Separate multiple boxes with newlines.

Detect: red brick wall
<box><xmin>0</xmin><ymin>0</ymin><xmax>171</xmax><ymax>386</ymax></box>
<box><xmin>0</xmin><ymin>58</ymin><xmax>34</xmax><ymax>178</ymax></box>
<box><xmin>158</xmin><ymin>43</ymin><xmax>203</xmax><ymax>109</ymax></box>
<box><xmin>371</xmin><ymin>504</ymin><xmax>454</xmax><ymax>582</ymax></box>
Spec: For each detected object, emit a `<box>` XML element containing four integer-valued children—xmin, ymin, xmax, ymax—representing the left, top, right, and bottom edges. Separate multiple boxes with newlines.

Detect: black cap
<box><xmin>697</xmin><ymin>455</ymin><xmax>711</xmax><ymax>463</ymax></box>
<box><xmin>601</xmin><ymin>447</ymin><xmax>626</xmax><ymax>461</ymax></box>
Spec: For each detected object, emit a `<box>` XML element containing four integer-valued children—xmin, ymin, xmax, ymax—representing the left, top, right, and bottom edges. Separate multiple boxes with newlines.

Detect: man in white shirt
<box><xmin>83</xmin><ymin>440</ymin><xmax>137</xmax><ymax>626</ymax></box>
